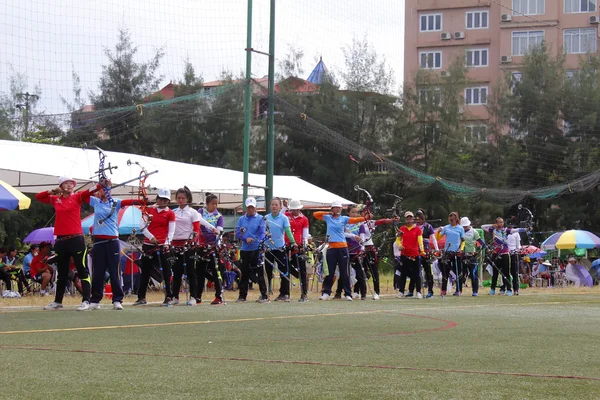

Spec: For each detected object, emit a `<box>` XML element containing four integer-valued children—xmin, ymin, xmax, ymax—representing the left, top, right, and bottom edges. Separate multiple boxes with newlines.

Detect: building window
<box><xmin>424</xmin><ymin>123</ymin><xmax>441</xmax><ymax>143</ymax></box>
<box><xmin>466</xmin><ymin>49</ymin><xmax>489</xmax><ymax>67</ymax></box>
<box><xmin>564</xmin><ymin>28</ymin><xmax>596</xmax><ymax>54</ymax></box>
<box><xmin>512</xmin><ymin>30</ymin><xmax>545</xmax><ymax>56</ymax></box>
<box><xmin>420</xmin><ymin>14</ymin><xmax>442</xmax><ymax>32</ymax></box>
<box><xmin>564</xmin><ymin>0</ymin><xmax>596</xmax><ymax>13</ymax></box>
<box><xmin>513</xmin><ymin>0</ymin><xmax>545</xmax><ymax>15</ymax></box>
<box><xmin>419</xmin><ymin>51</ymin><xmax>442</xmax><ymax>69</ymax></box>
<box><xmin>511</xmin><ymin>72</ymin><xmax>523</xmax><ymax>94</ymax></box>
<box><xmin>465</xmin><ymin>125</ymin><xmax>488</xmax><ymax>143</ymax></box>
<box><xmin>465</xmin><ymin>87</ymin><xmax>488</xmax><ymax>105</ymax></box>
<box><xmin>466</xmin><ymin>10</ymin><xmax>489</xmax><ymax>29</ymax></box>
<box><xmin>418</xmin><ymin>87</ymin><xmax>442</xmax><ymax>106</ymax></box>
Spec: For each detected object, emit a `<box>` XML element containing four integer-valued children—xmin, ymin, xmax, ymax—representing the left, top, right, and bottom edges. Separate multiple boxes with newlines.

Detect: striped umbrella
<box><xmin>0</xmin><ymin>180</ymin><xmax>31</xmax><ymax>210</ymax></box>
<box><xmin>81</xmin><ymin>205</ymin><xmax>143</xmax><ymax>235</ymax></box>
<box><xmin>541</xmin><ymin>230</ymin><xmax>600</xmax><ymax>250</ymax></box>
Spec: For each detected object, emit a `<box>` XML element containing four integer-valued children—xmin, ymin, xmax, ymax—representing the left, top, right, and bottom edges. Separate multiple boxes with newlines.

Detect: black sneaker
<box><xmin>405</xmin><ymin>292</ymin><xmax>414</xmax><ymax>298</ymax></box>
<box><xmin>298</xmin><ymin>296</ymin><xmax>308</xmax><ymax>303</ymax></box>
<box><xmin>161</xmin><ymin>297</ymin><xmax>172</xmax><ymax>307</ymax></box>
<box><xmin>333</xmin><ymin>294</ymin><xmax>342</xmax><ymax>299</ymax></box>
<box><xmin>274</xmin><ymin>295</ymin><xmax>286</xmax><ymax>302</ymax></box>
<box><xmin>235</xmin><ymin>297</ymin><xmax>246</xmax><ymax>303</ymax></box>
<box><xmin>195</xmin><ymin>298</ymin><xmax>202</xmax><ymax>304</ymax></box>
<box><xmin>256</xmin><ymin>296</ymin><xmax>270</xmax><ymax>304</ymax></box>
<box><xmin>211</xmin><ymin>297</ymin><xmax>224</xmax><ymax>305</ymax></box>
<box><xmin>132</xmin><ymin>299</ymin><xmax>147</xmax><ymax>306</ymax></box>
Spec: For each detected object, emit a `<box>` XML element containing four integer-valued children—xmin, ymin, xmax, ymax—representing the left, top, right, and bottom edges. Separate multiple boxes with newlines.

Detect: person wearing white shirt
<box><xmin>505</xmin><ymin>229</ymin><xmax>522</xmax><ymax>294</ymax></box>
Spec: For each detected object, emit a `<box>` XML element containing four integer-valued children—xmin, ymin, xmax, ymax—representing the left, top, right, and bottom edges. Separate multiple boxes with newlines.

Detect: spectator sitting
<box><xmin>66</xmin><ymin>256</ymin><xmax>83</xmax><ymax>295</ymax></box>
<box><xmin>3</xmin><ymin>247</ymin><xmax>28</xmax><ymax>295</ymax></box>
<box><xmin>520</xmin><ymin>256</ymin><xmax>533</xmax><ymax>287</ymax></box>
<box><xmin>23</xmin><ymin>245</ymin><xmax>39</xmax><ymax>279</ymax></box>
<box><xmin>30</xmin><ymin>242</ymin><xmax>55</xmax><ymax>296</ymax></box>
<box><xmin>0</xmin><ymin>248</ymin><xmax>14</xmax><ymax>292</ymax></box>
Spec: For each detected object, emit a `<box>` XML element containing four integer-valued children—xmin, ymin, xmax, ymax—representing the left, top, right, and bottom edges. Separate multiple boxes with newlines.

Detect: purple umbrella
<box><xmin>565</xmin><ymin>263</ymin><xmax>593</xmax><ymax>287</ymax></box>
<box><xmin>23</xmin><ymin>227</ymin><xmax>55</xmax><ymax>244</ymax></box>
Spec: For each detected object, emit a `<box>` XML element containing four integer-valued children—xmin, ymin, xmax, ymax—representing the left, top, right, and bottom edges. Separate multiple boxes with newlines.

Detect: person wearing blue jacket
<box><xmin>235</xmin><ymin>197</ymin><xmax>266</xmax><ymax>302</ymax></box>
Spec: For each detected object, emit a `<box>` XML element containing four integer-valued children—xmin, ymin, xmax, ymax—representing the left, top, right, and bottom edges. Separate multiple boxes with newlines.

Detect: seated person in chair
<box><xmin>30</xmin><ymin>242</ymin><xmax>55</xmax><ymax>296</ymax></box>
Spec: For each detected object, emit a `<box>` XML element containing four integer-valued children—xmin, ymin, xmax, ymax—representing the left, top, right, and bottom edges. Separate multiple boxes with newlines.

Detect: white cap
<box><xmin>289</xmin><ymin>199</ymin><xmax>303</xmax><ymax>210</ymax></box>
<box><xmin>245</xmin><ymin>197</ymin><xmax>257</xmax><ymax>208</ymax></box>
<box><xmin>460</xmin><ymin>217</ymin><xmax>471</xmax><ymax>227</ymax></box>
<box><xmin>404</xmin><ymin>211</ymin><xmax>414</xmax><ymax>218</ymax></box>
<box><xmin>157</xmin><ymin>188</ymin><xmax>171</xmax><ymax>200</ymax></box>
<box><xmin>542</xmin><ymin>260</ymin><xmax>552</xmax><ymax>266</ymax></box>
<box><xmin>331</xmin><ymin>200</ymin><xmax>343</xmax><ymax>208</ymax></box>
<box><xmin>58</xmin><ymin>176</ymin><xmax>76</xmax><ymax>186</ymax></box>
<box><xmin>568</xmin><ymin>257</ymin><xmax>576</xmax><ymax>262</ymax></box>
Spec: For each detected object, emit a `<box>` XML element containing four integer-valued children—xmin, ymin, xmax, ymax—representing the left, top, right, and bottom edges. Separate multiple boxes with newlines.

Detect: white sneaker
<box><xmin>170</xmin><ymin>298</ymin><xmax>180</xmax><ymax>306</ymax></box>
<box><xmin>89</xmin><ymin>302</ymin><xmax>101</xmax><ymax>310</ymax></box>
<box><xmin>113</xmin><ymin>302</ymin><xmax>123</xmax><ymax>310</ymax></box>
<box><xmin>373</xmin><ymin>293</ymin><xmax>380</xmax><ymax>300</ymax></box>
<box><xmin>187</xmin><ymin>298</ymin><xmax>197</xmax><ymax>306</ymax></box>
<box><xmin>345</xmin><ymin>295</ymin><xmax>353</xmax><ymax>301</ymax></box>
<box><xmin>77</xmin><ymin>301</ymin><xmax>91</xmax><ymax>311</ymax></box>
<box><xmin>416</xmin><ymin>292</ymin><xmax>423</xmax><ymax>299</ymax></box>
<box><xmin>397</xmin><ymin>292</ymin><xmax>405</xmax><ymax>298</ymax></box>
<box><xmin>319</xmin><ymin>293</ymin><xmax>331</xmax><ymax>300</ymax></box>
<box><xmin>43</xmin><ymin>302</ymin><xmax>63</xmax><ymax>310</ymax></box>
<box><xmin>352</xmin><ymin>292</ymin><xmax>359</xmax><ymax>299</ymax></box>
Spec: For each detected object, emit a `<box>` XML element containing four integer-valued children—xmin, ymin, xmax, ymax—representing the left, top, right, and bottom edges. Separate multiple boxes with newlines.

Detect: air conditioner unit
<box><xmin>501</xmin><ymin>14</ymin><xmax>512</xmax><ymax>22</ymax></box>
<box><xmin>590</xmin><ymin>15</ymin><xmax>600</xmax><ymax>24</ymax></box>
<box><xmin>501</xmin><ymin>55</ymin><xmax>512</xmax><ymax>63</ymax></box>
<box><xmin>440</xmin><ymin>71</ymin><xmax>449</xmax><ymax>77</ymax></box>
<box><xmin>454</xmin><ymin>31</ymin><xmax>465</xmax><ymax>39</ymax></box>
<box><xmin>441</xmin><ymin>32</ymin><xmax>452</xmax><ymax>40</ymax></box>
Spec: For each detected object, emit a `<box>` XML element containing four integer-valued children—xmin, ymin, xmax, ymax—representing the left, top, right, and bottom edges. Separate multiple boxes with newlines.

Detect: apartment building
<box><xmin>404</xmin><ymin>0</ymin><xmax>600</xmax><ymax>141</ymax></box>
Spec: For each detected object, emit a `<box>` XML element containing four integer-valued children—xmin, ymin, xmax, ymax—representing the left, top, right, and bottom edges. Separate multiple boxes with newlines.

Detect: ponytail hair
<box><xmin>176</xmin><ymin>186</ymin><xmax>193</xmax><ymax>204</ymax></box>
<box><xmin>206</xmin><ymin>192</ymin><xmax>218</xmax><ymax>204</ymax></box>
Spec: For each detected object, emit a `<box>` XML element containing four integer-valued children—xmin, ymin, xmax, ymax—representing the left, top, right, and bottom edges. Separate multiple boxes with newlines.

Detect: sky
<box><xmin>1</xmin><ymin>0</ymin><xmax>404</xmax><ymax>115</ymax></box>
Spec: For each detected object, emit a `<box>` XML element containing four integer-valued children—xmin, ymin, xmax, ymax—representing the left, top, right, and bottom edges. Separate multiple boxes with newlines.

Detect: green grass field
<box><xmin>1</xmin><ymin>289</ymin><xmax>600</xmax><ymax>399</ymax></box>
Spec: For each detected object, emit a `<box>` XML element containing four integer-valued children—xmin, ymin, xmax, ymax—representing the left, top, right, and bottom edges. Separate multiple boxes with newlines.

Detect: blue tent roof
<box><xmin>307</xmin><ymin>57</ymin><xmax>328</xmax><ymax>84</ymax></box>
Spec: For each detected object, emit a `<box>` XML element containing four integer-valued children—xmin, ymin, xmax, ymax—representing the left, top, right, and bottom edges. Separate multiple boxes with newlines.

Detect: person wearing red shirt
<box><xmin>285</xmin><ymin>199</ymin><xmax>310</xmax><ymax>302</ymax></box>
<box><xmin>29</xmin><ymin>242</ymin><xmax>54</xmax><ymax>296</ymax></box>
<box><xmin>133</xmin><ymin>188</ymin><xmax>176</xmax><ymax>306</ymax></box>
<box><xmin>396</xmin><ymin>211</ymin><xmax>425</xmax><ymax>299</ymax></box>
<box><xmin>35</xmin><ymin>176</ymin><xmax>94</xmax><ymax>311</ymax></box>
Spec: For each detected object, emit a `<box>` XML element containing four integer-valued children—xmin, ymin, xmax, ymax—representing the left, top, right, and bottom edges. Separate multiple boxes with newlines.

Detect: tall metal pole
<box><xmin>242</xmin><ymin>0</ymin><xmax>253</xmax><ymax>211</ymax></box>
<box><xmin>265</xmin><ymin>0</ymin><xmax>276</xmax><ymax>213</ymax></box>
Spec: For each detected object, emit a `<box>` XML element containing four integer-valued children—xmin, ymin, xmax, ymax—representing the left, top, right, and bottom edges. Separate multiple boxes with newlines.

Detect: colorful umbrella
<box><xmin>541</xmin><ymin>230</ymin><xmax>600</xmax><ymax>250</ymax></box>
<box><xmin>521</xmin><ymin>245</ymin><xmax>541</xmax><ymax>254</ymax></box>
<box><xmin>23</xmin><ymin>227</ymin><xmax>55</xmax><ymax>244</ymax></box>
<box><xmin>0</xmin><ymin>180</ymin><xmax>31</xmax><ymax>210</ymax></box>
<box><xmin>81</xmin><ymin>205</ymin><xmax>143</xmax><ymax>235</ymax></box>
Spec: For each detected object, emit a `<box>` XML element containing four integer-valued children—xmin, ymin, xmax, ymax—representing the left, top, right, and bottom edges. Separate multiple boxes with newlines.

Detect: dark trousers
<box><xmin>0</xmin><ymin>269</ymin><xmax>13</xmax><ymax>291</ymax></box>
<box><xmin>290</xmin><ymin>252</ymin><xmax>308</xmax><ymax>297</ymax></box>
<box><xmin>172</xmin><ymin>249</ymin><xmax>196</xmax><ymax>300</ymax></box>
<box><xmin>197</xmin><ymin>249</ymin><xmax>223</xmax><ymax>300</ymax></box>
<box><xmin>266</xmin><ymin>249</ymin><xmax>289</xmax><ymax>297</ymax></box>
<box><xmin>409</xmin><ymin>257</ymin><xmax>434</xmax><ymax>294</ymax></box>
<box><xmin>490</xmin><ymin>254</ymin><xmax>511</xmax><ymax>291</ymax></box>
<box><xmin>239</xmin><ymin>250</ymin><xmax>267</xmax><ymax>299</ymax></box>
<box><xmin>441</xmin><ymin>253</ymin><xmax>462</xmax><ymax>293</ymax></box>
<box><xmin>91</xmin><ymin>239</ymin><xmax>124</xmax><ymax>303</ymax></box>
<box><xmin>364</xmin><ymin>246</ymin><xmax>380</xmax><ymax>295</ymax></box>
<box><xmin>463</xmin><ymin>256</ymin><xmax>479</xmax><ymax>294</ymax></box>
<box><xmin>138</xmin><ymin>244</ymin><xmax>172</xmax><ymax>300</ymax></box>
<box><xmin>322</xmin><ymin>247</ymin><xmax>350</xmax><ymax>296</ymax></box>
<box><xmin>335</xmin><ymin>255</ymin><xmax>367</xmax><ymax>297</ymax></box>
<box><xmin>509</xmin><ymin>253</ymin><xmax>520</xmax><ymax>292</ymax></box>
<box><xmin>400</xmin><ymin>256</ymin><xmax>421</xmax><ymax>293</ymax></box>
<box><xmin>54</xmin><ymin>235</ymin><xmax>91</xmax><ymax>303</ymax></box>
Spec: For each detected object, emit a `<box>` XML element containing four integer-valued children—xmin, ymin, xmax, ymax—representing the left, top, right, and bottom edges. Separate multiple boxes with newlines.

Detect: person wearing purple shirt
<box><xmin>197</xmin><ymin>193</ymin><xmax>226</xmax><ymax>304</ymax></box>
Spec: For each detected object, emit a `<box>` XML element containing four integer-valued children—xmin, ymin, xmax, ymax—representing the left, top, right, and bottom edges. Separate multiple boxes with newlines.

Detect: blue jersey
<box><xmin>236</xmin><ymin>214</ymin><xmax>266</xmax><ymax>251</ymax></box>
<box><xmin>323</xmin><ymin>214</ymin><xmax>351</xmax><ymax>244</ymax></box>
<box><xmin>440</xmin><ymin>224</ymin><xmax>465</xmax><ymax>252</ymax></box>
<box><xmin>89</xmin><ymin>197</ymin><xmax>122</xmax><ymax>237</ymax></box>
<box><xmin>265</xmin><ymin>212</ymin><xmax>290</xmax><ymax>250</ymax></box>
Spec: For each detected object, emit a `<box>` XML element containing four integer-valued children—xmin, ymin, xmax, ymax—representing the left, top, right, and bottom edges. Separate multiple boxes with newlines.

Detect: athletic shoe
<box><xmin>77</xmin><ymin>301</ymin><xmax>91</xmax><ymax>311</ymax></box>
<box><xmin>405</xmin><ymin>292</ymin><xmax>414</xmax><ymax>298</ymax></box>
<box><xmin>372</xmin><ymin>293</ymin><xmax>380</xmax><ymax>300</ymax></box>
<box><xmin>161</xmin><ymin>298</ymin><xmax>172</xmax><ymax>307</ymax></box>
<box><xmin>489</xmin><ymin>289</ymin><xmax>495</xmax><ymax>295</ymax></box>
<box><xmin>506</xmin><ymin>290</ymin><xmax>513</xmax><ymax>296</ymax></box>
<box><xmin>352</xmin><ymin>292</ymin><xmax>359</xmax><ymax>299</ymax></box>
<box><xmin>333</xmin><ymin>294</ymin><xmax>342</xmax><ymax>299</ymax></box>
<box><xmin>319</xmin><ymin>293</ymin><xmax>331</xmax><ymax>300</ymax></box>
<box><xmin>416</xmin><ymin>292</ymin><xmax>423</xmax><ymax>299</ymax></box>
<box><xmin>441</xmin><ymin>290</ymin><xmax>447</xmax><ymax>298</ymax></box>
<box><xmin>187</xmin><ymin>298</ymin><xmax>197</xmax><ymax>306</ymax></box>
<box><xmin>426</xmin><ymin>292</ymin><xmax>434</xmax><ymax>299</ymax></box>
<box><xmin>514</xmin><ymin>291</ymin><xmax>519</xmax><ymax>296</ymax></box>
<box><xmin>499</xmin><ymin>290</ymin><xmax>505</xmax><ymax>295</ymax></box>
<box><xmin>284</xmin><ymin>295</ymin><xmax>290</xmax><ymax>303</ymax></box>
<box><xmin>298</xmin><ymin>296</ymin><xmax>308</xmax><ymax>303</ymax></box>
<box><xmin>235</xmin><ymin>298</ymin><xmax>246</xmax><ymax>303</ymax></box>
<box><xmin>472</xmin><ymin>293</ymin><xmax>479</xmax><ymax>297</ymax></box>
<box><xmin>170</xmin><ymin>298</ymin><xmax>180</xmax><ymax>306</ymax></box>
<box><xmin>89</xmin><ymin>302</ymin><xmax>101</xmax><ymax>310</ymax></box>
<box><xmin>361</xmin><ymin>296</ymin><xmax>366</xmax><ymax>300</ymax></box>
<box><xmin>452</xmin><ymin>291</ymin><xmax>461</xmax><ymax>297</ymax></box>
<box><xmin>211</xmin><ymin>297</ymin><xmax>223</xmax><ymax>305</ymax></box>
<box><xmin>195</xmin><ymin>298</ymin><xmax>203</xmax><ymax>304</ymax></box>
<box><xmin>274</xmin><ymin>295</ymin><xmax>286</xmax><ymax>302</ymax></box>
<box><xmin>43</xmin><ymin>302</ymin><xmax>63</xmax><ymax>310</ymax></box>
<box><xmin>345</xmin><ymin>295</ymin><xmax>353</xmax><ymax>301</ymax></box>
<box><xmin>257</xmin><ymin>297</ymin><xmax>270</xmax><ymax>304</ymax></box>
<box><xmin>397</xmin><ymin>292</ymin><xmax>405</xmax><ymax>298</ymax></box>
<box><xmin>132</xmin><ymin>299</ymin><xmax>147</xmax><ymax>306</ymax></box>
<box><xmin>113</xmin><ymin>302</ymin><xmax>123</xmax><ymax>310</ymax></box>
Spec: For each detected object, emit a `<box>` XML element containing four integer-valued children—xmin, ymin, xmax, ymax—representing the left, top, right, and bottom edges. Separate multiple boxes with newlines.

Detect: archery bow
<box><xmin>128</xmin><ymin>160</ymin><xmax>152</xmax><ymax>232</ymax></box>
<box><xmin>518</xmin><ymin>204</ymin><xmax>535</xmax><ymax>246</ymax></box>
<box><xmin>93</xmin><ymin>146</ymin><xmax>118</xmax><ymax>226</ymax></box>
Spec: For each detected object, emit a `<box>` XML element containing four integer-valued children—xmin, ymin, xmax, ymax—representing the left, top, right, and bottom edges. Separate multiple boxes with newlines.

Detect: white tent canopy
<box><xmin>0</xmin><ymin>140</ymin><xmax>352</xmax><ymax>209</ymax></box>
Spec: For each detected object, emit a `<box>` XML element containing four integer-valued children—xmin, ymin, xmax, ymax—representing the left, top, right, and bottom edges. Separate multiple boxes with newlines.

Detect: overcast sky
<box><xmin>1</xmin><ymin>0</ymin><xmax>404</xmax><ymax>115</ymax></box>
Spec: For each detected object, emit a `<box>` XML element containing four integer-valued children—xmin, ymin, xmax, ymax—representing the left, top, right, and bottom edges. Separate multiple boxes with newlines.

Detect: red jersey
<box><xmin>144</xmin><ymin>207</ymin><xmax>176</xmax><ymax>245</ymax></box>
<box><xmin>30</xmin><ymin>254</ymin><xmax>50</xmax><ymax>277</ymax></box>
<box><xmin>398</xmin><ymin>225</ymin><xmax>424</xmax><ymax>258</ymax></box>
<box><xmin>35</xmin><ymin>190</ymin><xmax>91</xmax><ymax>236</ymax></box>
<box><xmin>285</xmin><ymin>212</ymin><xmax>309</xmax><ymax>244</ymax></box>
